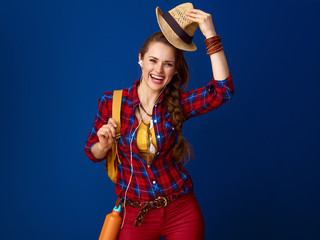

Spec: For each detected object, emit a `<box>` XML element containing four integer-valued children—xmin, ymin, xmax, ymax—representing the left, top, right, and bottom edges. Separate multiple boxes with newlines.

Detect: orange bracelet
<box><xmin>205</xmin><ymin>35</ymin><xmax>221</xmax><ymax>46</ymax></box>
<box><xmin>207</xmin><ymin>46</ymin><xmax>223</xmax><ymax>55</ymax></box>
<box><xmin>207</xmin><ymin>44</ymin><xmax>223</xmax><ymax>54</ymax></box>
<box><xmin>206</xmin><ymin>41</ymin><xmax>222</xmax><ymax>50</ymax></box>
<box><xmin>205</xmin><ymin>35</ymin><xmax>223</xmax><ymax>55</ymax></box>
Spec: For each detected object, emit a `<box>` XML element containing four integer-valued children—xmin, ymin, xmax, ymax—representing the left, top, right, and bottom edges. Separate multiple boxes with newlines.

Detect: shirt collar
<box><xmin>128</xmin><ymin>79</ymin><xmax>168</xmax><ymax>108</ymax></box>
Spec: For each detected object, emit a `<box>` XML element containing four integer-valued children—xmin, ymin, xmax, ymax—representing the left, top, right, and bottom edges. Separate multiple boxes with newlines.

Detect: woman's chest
<box><xmin>118</xmin><ymin>104</ymin><xmax>177</xmax><ymax>157</ymax></box>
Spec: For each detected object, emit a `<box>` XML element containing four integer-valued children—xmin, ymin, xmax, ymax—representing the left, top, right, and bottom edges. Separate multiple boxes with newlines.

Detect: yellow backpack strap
<box><xmin>112</xmin><ymin>90</ymin><xmax>123</xmax><ymax>164</ymax></box>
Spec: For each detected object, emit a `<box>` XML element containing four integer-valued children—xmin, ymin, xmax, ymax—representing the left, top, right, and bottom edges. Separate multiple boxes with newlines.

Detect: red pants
<box><xmin>118</xmin><ymin>192</ymin><xmax>205</xmax><ymax>240</ymax></box>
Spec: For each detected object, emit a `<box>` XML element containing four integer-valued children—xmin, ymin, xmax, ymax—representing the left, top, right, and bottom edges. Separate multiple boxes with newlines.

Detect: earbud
<box><xmin>138</xmin><ymin>60</ymin><xmax>142</xmax><ymax>66</ymax></box>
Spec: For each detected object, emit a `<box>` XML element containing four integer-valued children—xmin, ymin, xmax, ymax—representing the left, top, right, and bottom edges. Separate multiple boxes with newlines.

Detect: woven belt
<box><xmin>121</xmin><ymin>193</ymin><xmax>185</xmax><ymax>227</ymax></box>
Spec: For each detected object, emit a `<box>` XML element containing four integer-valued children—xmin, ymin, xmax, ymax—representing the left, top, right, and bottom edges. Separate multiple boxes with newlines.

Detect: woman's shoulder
<box><xmin>97</xmin><ymin>90</ymin><xmax>113</xmax><ymax>105</ymax></box>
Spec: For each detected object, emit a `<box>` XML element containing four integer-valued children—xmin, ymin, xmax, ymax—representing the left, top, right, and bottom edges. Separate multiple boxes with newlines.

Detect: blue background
<box><xmin>1</xmin><ymin>0</ymin><xmax>319</xmax><ymax>239</ymax></box>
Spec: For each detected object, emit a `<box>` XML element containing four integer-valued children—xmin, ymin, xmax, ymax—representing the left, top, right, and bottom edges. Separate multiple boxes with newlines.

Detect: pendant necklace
<box><xmin>137</xmin><ymin>106</ymin><xmax>156</xmax><ymax>163</ymax></box>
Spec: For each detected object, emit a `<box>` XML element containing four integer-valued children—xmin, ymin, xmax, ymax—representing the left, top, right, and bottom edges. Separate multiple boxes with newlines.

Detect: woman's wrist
<box><xmin>204</xmin><ymin>30</ymin><xmax>217</xmax><ymax>39</ymax></box>
<box><xmin>96</xmin><ymin>142</ymin><xmax>108</xmax><ymax>152</ymax></box>
<box><xmin>92</xmin><ymin>142</ymin><xmax>109</xmax><ymax>159</ymax></box>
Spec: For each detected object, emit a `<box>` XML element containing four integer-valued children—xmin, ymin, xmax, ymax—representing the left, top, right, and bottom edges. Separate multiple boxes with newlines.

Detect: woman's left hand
<box><xmin>185</xmin><ymin>9</ymin><xmax>217</xmax><ymax>39</ymax></box>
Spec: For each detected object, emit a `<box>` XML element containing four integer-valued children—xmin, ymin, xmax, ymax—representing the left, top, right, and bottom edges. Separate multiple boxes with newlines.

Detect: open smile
<box><xmin>150</xmin><ymin>74</ymin><xmax>165</xmax><ymax>84</ymax></box>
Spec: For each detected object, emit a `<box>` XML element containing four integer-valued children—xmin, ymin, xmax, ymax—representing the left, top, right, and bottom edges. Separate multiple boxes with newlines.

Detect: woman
<box><xmin>85</xmin><ymin>5</ymin><xmax>235</xmax><ymax>240</ymax></box>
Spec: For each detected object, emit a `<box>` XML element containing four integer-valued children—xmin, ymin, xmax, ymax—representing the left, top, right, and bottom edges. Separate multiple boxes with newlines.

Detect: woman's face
<box><xmin>139</xmin><ymin>41</ymin><xmax>176</xmax><ymax>94</ymax></box>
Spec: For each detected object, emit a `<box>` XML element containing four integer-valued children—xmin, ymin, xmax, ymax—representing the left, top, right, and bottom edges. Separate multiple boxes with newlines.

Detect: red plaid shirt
<box><xmin>85</xmin><ymin>73</ymin><xmax>235</xmax><ymax>201</ymax></box>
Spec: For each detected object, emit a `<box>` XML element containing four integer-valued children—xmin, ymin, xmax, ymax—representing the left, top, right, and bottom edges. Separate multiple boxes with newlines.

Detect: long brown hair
<box><xmin>139</xmin><ymin>32</ymin><xmax>192</xmax><ymax>164</ymax></box>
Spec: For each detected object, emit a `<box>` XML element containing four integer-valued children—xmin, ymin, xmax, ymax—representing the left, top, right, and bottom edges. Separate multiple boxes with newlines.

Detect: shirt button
<box><xmin>154</xmin><ymin>119</ymin><xmax>157</xmax><ymax>123</ymax></box>
<box><xmin>152</xmin><ymin>181</ymin><xmax>156</xmax><ymax>184</ymax></box>
<box><xmin>172</xmin><ymin>127</ymin><xmax>175</xmax><ymax>130</ymax></box>
<box><xmin>157</xmin><ymin>135</ymin><xmax>160</xmax><ymax>139</ymax></box>
<box><xmin>155</xmin><ymin>104</ymin><xmax>157</xmax><ymax>107</ymax></box>
<box><xmin>147</xmin><ymin>165</ymin><xmax>150</xmax><ymax>168</ymax></box>
<box><xmin>156</xmin><ymin>152</ymin><xmax>160</xmax><ymax>155</ymax></box>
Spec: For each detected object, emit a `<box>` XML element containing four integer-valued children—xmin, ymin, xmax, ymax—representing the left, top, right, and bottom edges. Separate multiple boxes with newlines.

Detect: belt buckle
<box><xmin>156</xmin><ymin>196</ymin><xmax>168</xmax><ymax>208</ymax></box>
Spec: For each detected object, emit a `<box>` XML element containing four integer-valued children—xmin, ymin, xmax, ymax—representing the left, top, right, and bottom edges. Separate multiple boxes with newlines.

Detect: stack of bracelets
<box><xmin>205</xmin><ymin>35</ymin><xmax>223</xmax><ymax>55</ymax></box>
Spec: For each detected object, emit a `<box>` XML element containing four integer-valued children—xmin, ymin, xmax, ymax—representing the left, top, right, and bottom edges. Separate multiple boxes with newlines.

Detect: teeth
<box><xmin>151</xmin><ymin>74</ymin><xmax>164</xmax><ymax>80</ymax></box>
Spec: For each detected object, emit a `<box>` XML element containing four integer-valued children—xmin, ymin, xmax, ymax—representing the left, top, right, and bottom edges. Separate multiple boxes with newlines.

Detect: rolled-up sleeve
<box><xmin>85</xmin><ymin>93</ymin><xmax>110</xmax><ymax>162</ymax></box>
<box><xmin>181</xmin><ymin>72</ymin><xmax>235</xmax><ymax>120</ymax></box>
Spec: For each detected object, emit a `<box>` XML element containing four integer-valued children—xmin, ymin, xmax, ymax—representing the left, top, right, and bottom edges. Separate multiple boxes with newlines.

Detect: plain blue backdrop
<box><xmin>1</xmin><ymin>0</ymin><xmax>319</xmax><ymax>239</ymax></box>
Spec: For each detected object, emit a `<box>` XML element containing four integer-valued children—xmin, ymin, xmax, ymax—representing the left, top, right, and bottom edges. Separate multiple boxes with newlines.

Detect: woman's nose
<box><xmin>155</xmin><ymin>63</ymin><xmax>164</xmax><ymax>73</ymax></box>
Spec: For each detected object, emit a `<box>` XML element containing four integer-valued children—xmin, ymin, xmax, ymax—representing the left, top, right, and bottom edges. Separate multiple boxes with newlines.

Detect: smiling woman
<box><xmin>139</xmin><ymin>41</ymin><xmax>176</xmax><ymax>94</ymax></box>
<box><xmin>85</xmin><ymin>2</ymin><xmax>235</xmax><ymax>240</ymax></box>
<box><xmin>138</xmin><ymin>33</ymin><xmax>192</xmax><ymax>164</ymax></box>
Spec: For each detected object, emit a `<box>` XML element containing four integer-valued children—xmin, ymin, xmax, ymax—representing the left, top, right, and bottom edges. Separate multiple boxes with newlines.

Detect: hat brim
<box><xmin>156</xmin><ymin>7</ymin><xmax>197</xmax><ymax>52</ymax></box>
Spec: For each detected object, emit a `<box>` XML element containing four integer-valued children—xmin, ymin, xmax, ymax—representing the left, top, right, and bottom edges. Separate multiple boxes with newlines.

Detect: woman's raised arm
<box><xmin>185</xmin><ymin>9</ymin><xmax>230</xmax><ymax>81</ymax></box>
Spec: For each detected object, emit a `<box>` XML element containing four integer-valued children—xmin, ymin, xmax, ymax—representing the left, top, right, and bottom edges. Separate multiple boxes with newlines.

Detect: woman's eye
<box><xmin>150</xmin><ymin>59</ymin><xmax>156</xmax><ymax>63</ymax></box>
<box><xmin>165</xmin><ymin>63</ymin><xmax>173</xmax><ymax>67</ymax></box>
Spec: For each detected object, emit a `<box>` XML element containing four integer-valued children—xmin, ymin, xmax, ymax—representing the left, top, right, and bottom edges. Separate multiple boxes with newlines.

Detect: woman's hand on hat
<box><xmin>96</xmin><ymin>118</ymin><xmax>117</xmax><ymax>151</ymax></box>
<box><xmin>185</xmin><ymin>9</ymin><xmax>217</xmax><ymax>39</ymax></box>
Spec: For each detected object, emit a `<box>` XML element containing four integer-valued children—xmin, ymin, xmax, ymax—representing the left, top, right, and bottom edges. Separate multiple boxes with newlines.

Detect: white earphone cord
<box><xmin>120</xmin><ymin>75</ymin><xmax>167</xmax><ymax>229</ymax></box>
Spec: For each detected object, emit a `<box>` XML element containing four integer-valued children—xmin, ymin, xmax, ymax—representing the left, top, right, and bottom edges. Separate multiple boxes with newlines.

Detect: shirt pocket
<box><xmin>162</xmin><ymin>118</ymin><xmax>178</xmax><ymax>148</ymax></box>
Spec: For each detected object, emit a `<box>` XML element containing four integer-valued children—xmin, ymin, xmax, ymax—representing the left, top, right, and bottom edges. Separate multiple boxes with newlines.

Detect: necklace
<box><xmin>139</xmin><ymin>104</ymin><xmax>152</xmax><ymax>117</ymax></box>
<box><xmin>137</xmin><ymin>107</ymin><xmax>156</xmax><ymax>163</ymax></box>
<box><xmin>137</xmin><ymin>105</ymin><xmax>151</xmax><ymax>127</ymax></box>
<box><xmin>137</xmin><ymin>85</ymin><xmax>153</xmax><ymax>117</ymax></box>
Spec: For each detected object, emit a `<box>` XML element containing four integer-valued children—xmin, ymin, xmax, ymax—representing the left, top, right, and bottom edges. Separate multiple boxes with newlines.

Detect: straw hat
<box><xmin>156</xmin><ymin>2</ymin><xmax>198</xmax><ymax>51</ymax></box>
